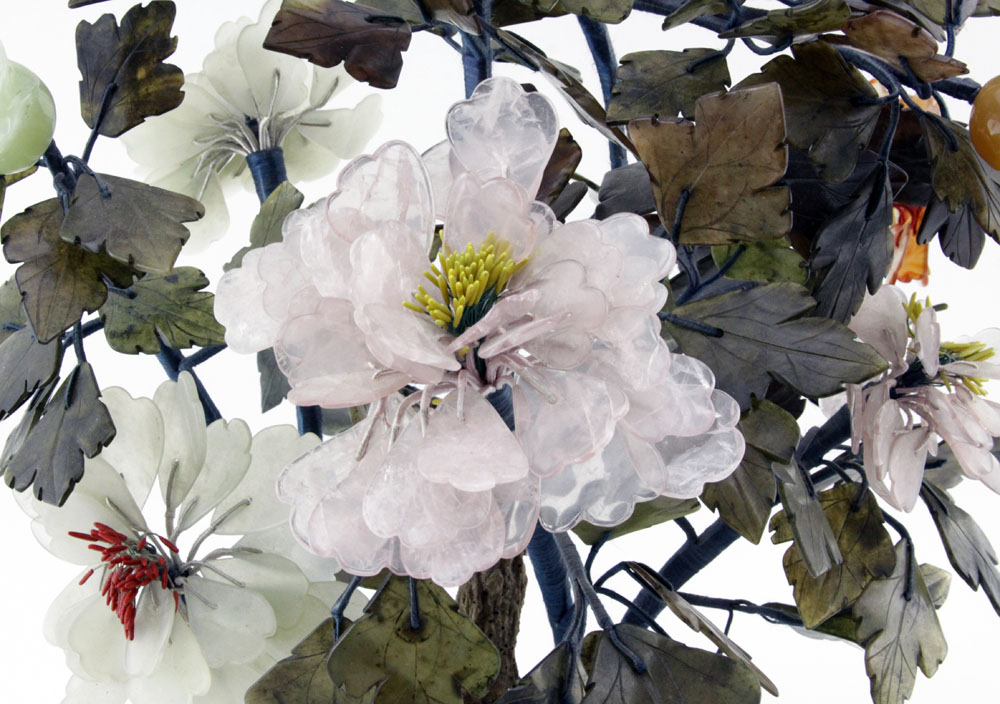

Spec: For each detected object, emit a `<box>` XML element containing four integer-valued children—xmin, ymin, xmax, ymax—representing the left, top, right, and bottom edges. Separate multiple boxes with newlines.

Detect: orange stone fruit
<box><xmin>970</xmin><ymin>75</ymin><xmax>1000</xmax><ymax>170</ymax></box>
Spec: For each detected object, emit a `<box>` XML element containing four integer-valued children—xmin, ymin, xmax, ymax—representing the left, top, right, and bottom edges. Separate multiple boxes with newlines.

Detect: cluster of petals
<box><xmin>122</xmin><ymin>0</ymin><xmax>381</xmax><ymax>249</ymax></box>
<box><xmin>215</xmin><ymin>76</ymin><xmax>745</xmax><ymax>586</ymax></box>
<box><xmin>847</xmin><ymin>285</ymin><xmax>1000</xmax><ymax>511</ymax></box>
<box><xmin>16</xmin><ymin>374</ymin><xmax>350</xmax><ymax>704</ymax></box>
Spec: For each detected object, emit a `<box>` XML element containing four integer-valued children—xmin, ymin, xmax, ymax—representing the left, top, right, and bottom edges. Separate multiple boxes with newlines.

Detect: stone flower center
<box><xmin>403</xmin><ymin>235</ymin><xmax>525</xmax><ymax>336</ymax></box>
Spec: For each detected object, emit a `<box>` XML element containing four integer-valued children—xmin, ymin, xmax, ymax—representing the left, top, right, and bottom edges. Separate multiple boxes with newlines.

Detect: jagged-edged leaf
<box><xmin>921</xmin><ymin>481</ymin><xmax>1000</xmax><ymax>617</ymax></box>
<box><xmin>247</xmin><ymin>617</ymin><xmax>341</xmax><ymax>703</ymax></box>
<box><xmin>264</xmin><ymin>0</ymin><xmax>412</xmax><ymax>89</ymax></box>
<box><xmin>722</xmin><ymin>0</ymin><xmax>851</xmax><ymax>38</ymax></box>
<box><xmin>536</xmin><ymin>129</ymin><xmax>583</xmax><ymax>207</ymax></box>
<box><xmin>607</xmin><ymin>49</ymin><xmax>730</xmax><ymax>124</ymax></box>
<box><xmin>76</xmin><ymin>0</ymin><xmax>184</xmax><ymax>137</ymax></box>
<box><xmin>99</xmin><ymin>267</ymin><xmax>226</xmax><ymax>354</ymax></box>
<box><xmin>2</xmin><ymin>362</ymin><xmax>115</xmax><ymax>506</ymax></box>
<box><xmin>774</xmin><ymin>484</ymin><xmax>896</xmax><ymax>628</ymax></box>
<box><xmin>496</xmin><ymin>642</ymin><xmax>586</xmax><ymax>704</ymax></box>
<box><xmin>226</xmin><ymin>181</ymin><xmax>304</xmax><ymax>271</ymax></box>
<box><xmin>61</xmin><ymin>173</ymin><xmax>203</xmax><ymax>275</ymax></box>
<box><xmin>808</xmin><ymin>160</ymin><xmax>893</xmax><ymax>322</ymax></box>
<box><xmin>257</xmin><ymin>348</ymin><xmax>292</xmax><ymax>413</ymax></box>
<box><xmin>736</xmin><ymin>42</ymin><xmax>882</xmax><ymax>183</ymax></box>
<box><xmin>1</xmin><ymin>198</ymin><xmax>135</xmax><ymax>343</ymax></box>
<box><xmin>626</xmin><ymin>562</ymin><xmax>778</xmax><ymax>696</ymax></box>
<box><xmin>842</xmin><ymin>10</ymin><xmax>967</xmax><ymax>82</ymax></box>
<box><xmin>557</xmin><ymin>0</ymin><xmax>633</xmax><ymax>23</ymax></box>
<box><xmin>661</xmin><ymin>0</ymin><xmax>730</xmax><ymax>30</ymax></box>
<box><xmin>0</xmin><ymin>166</ymin><xmax>37</xmax><ymax>222</ymax></box>
<box><xmin>702</xmin><ymin>400</ymin><xmax>797</xmax><ymax>543</ymax></box>
<box><xmin>0</xmin><ymin>327</ymin><xmax>63</xmax><ymax>421</ymax></box>
<box><xmin>573</xmin><ymin>496</ymin><xmax>700</xmax><ymax>545</ymax></box>
<box><xmin>917</xmin><ymin>196</ymin><xmax>987</xmax><ymax>269</ymax></box>
<box><xmin>854</xmin><ymin>541</ymin><xmax>948</xmax><ymax>704</ymax></box>
<box><xmin>770</xmin><ymin>460</ymin><xmax>842</xmax><ymax>579</ymax></box>
<box><xmin>711</xmin><ymin>239</ymin><xmax>807</xmax><ymax>285</ymax></box>
<box><xmin>595</xmin><ymin>163</ymin><xmax>655</xmax><ymax>219</ymax></box>
<box><xmin>0</xmin><ymin>277</ymin><xmax>28</xmax><ymax>345</ymax></box>
<box><xmin>327</xmin><ymin>577</ymin><xmax>499</xmax><ymax>703</ymax></box>
<box><xmin>662</xmin><ymin>282</ymin><xmax>888</xmax><ymax>409</ymax></box>
<box><xmin>581</xmin><ymin>624</ymin><xmax>762</xmax><ymax>703</ymax></box>
<box><xmin>921</xmin><ymin>564</ymin><xmax>952</xmax><ymax>609</ymax></box>
<box><xmin>631</xmin><ymin>84</ymin><xmax>790</xmax><ymax>245</ymax></box>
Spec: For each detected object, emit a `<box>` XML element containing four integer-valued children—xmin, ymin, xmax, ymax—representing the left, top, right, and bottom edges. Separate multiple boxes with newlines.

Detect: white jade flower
<box><xmin>215</xmin><ymin>76</ymin><xmax>745</xmax><ymax>586</ymax></box>
<box><xmin>848</xmin><ymin>286</ymin><xmax>1000</xmax><ymax>511</ymax></box>
<box><xmin>0</xmin><ymin>40</ymin><xmax>56</xmax><ymax>174</ymax></box>
<box><xmin>122</xmin><ymin>0</ymin><xmax>381</xmax><ymax>249</ymax></box>
<box><xmin>17</xmin><ymin>373</ymin><xmax>348</xmax><ymax>704</ymax></box>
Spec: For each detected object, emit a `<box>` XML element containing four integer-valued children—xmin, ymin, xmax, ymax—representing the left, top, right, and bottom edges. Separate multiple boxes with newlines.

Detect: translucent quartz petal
<box><xmin>215</xmin><ymin>247</ymin><xmax>281</xmax><ymax>354</ymax></box>
<box><xmin>66</xmin><ymin>594</ymin><xmax>128</xmax><ymax>681</ymax></box>
<box><xmin>257</xmin><ymin>241</ymin><xmax>317</xmax><ymax>322</ymax></box>
<box><xmin>528</xmin><ymin>201</ymin><xmax>557</xmax><ymax>248</ymax></box>
<box><xmin>176</xmin><ymin>418</ymin><xmax>253</xmax><ymax>532</ymax></box>
<box><xmin>65</xmin><ymin>677</ymin><xmax>127</xmax><ymax>704</ymax></box>
<box><xmin>527</xmin><ymin>220</ymin><xmax>622</xmax><ymax>296</ymax></box>
<box><xmin>445</xmin><ymin>173</ymin><xmax>538</xmax><ymax>259</ymax></box>
<box><xmin>848</xmin><ymin>285</ymin><xmax>909</xmax><ymax>369</ymax></box>
<box><xmin>125</xmin><ymin>585</ymin><xmax>175</xmax><ymax>677</ymax></box>
<box><xmin>401</xmin><ymin>502</ymin><xmax>507</xmax><ymax>587</ymax></box>
<box><xmin>184</xmin><ymin>576</ymin><xmax>276</xmax><ymax>667</ymax></box>
<box><xmin>282</xmin><ymin>199</ymin><xmax>353</xmax><ymax>300</ymax></box>
<box><xmin>494</xmin><ymin>476</ymin><xmax>541</xmax><ymax>558</ymax></box>
<box><xmin>514</xmin><ymin>369</ymin><xmax>627</xmax><ymax>477</ymax></box>
<box><xmin>914</xmin><ymin>307</ymin><xmax>941</xmax><ymax>378</ymax></box>
<box><xmin>447</xmin><ymin>289</ymin><xmax>541</xmax><ymax>354</ymax></box>
<box><xmin>621</xmin><ymin>353</ymin><xmax>716</xmax><ymax>442</ymax></box>
<box><xmin>201</xmin><ymin>15</ymin><xmax>257</xmax><ymax>118</ymax></box>
<box><xmin>587</xmin><ymin>316</ymin><xmax>672</xmax><ymax>393</ymax></box>
<box><xmin>446</xmin><ymin>76</ymin><xmax>558</xmax><ymax>199</ymax></box>
<box><xmin>154</xmin><ymin>373</ymin><xmax>209</xmax><ymax>509</ymax></box>
<box><xmin>417</xmin><ymin>391</ymin><xmax>532</xmax><ymax>491</ymax></box>
<box><xmin>884</xmin><ymin>426</ymin><xmax>932</xmax><ymax>511</ymax></box>
<box><xmin>421</xmin><ymin>140</ymin><xmax>456</xmax><ymax>219</ymax></box>
<box><xmin>99</xmin><ymin>387</ymin><xmax>163</xmax><ymax>511</ymax></box>
<box><xmin>126</xmin><ymin>618</ymin><xmax>211</xmax><ymax>704</ymax></box>
<box><xmin>517</xmin><ymin>259</ymin><xmax>609</xmax><ymax>334</ymax></box>
<box><xmin>539</xmin><ymin>429</ymin><xmax>656</xmax><ymax>532</ymax></box>
<box><xmin>211</xmin><ymin>424</ymin><xmax>318</xmax><ymax>534</ymax></box>
<box><xmin>599</xmin><ymin>213</ymin><xmax>676</xmax><ymax>281</ymax></box>
<box><xmin>355</xmin><ymin>303</ymin><xmax>458</xmax><ymax>380</ymax></box>
<box><xmin>46</xmin><ymin>583</ymin><xmax>102</xmax><ymax>678</ymax></box>
<box><xmin>327</xmin><ymin>141</ymin><xmax>435</xmax><ymax>252</ymax></box>
<box><xmin>204</xmin><ymin>553</ymin><xmax>308</xmax><ymax>629</ymax></box>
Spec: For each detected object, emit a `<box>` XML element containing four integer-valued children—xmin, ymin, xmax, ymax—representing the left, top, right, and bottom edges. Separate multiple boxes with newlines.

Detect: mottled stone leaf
<box><xmin>660</xmin><ymin>0</ymin><xmax>730</xmax><ymax>30</ymax></box>
<box><xmin>921</xmin><ymin>563</ymin><xmax>952</xmax><ymax>609</ymax></box>
<box><xmin>536</xmin><ymin>129</ymin><xmax>583</xmax><ymax>207</ymax></box>
<box><xmin>711</xmin><ymin>239</ymin><xmax>807</xmax><ymax>285</ymax></box>
<box><xmin>247</xmin><ymin>617</ymin><xmax>341</xmax><ymax>703</ymax></box>
<box><xmin>808</xmin><ymin>160</ymin><xmax>893</xmax><ymax>322</ymax></box>
<box><xmin>1</xmin><ymin>198</ymin><xmax>135</xmax><ymax>343</ymax></box>
<box><xmin>0</xmin><ymin>165</ymin><xmax>37</xmax><ymax>223</ymax></box>
<box><xmin>581</xmin><ymin>624</ymin><xmax>761</xmax><ymax>703</ymax></box>
<box><xmin>702</xmin><ymin>400</ymin><xmax>797</xmax><ymax>544</ymax></box>
<box><xmin>917</xmin><ymin>196</ymin><xmax>987</xmax><ymax>269</ymax></box>
<box><xmin>721</xmin><ymin>0</ymin><xmax>851</xmax><ymax>38</ymax></box>
<box><xmin>76</xmin><ymin>0</ymin><xmax>184</xmax><ymax>137</ymax></box>
<box><xmin>770</xmin><ymin>460</ymin><xmax>842</xmax><ymax>579</ymax></box>
<box><xmin>921</xmin><ymin>481</ymin><xmax>1000</xmax><ymax>617</ymax></box>
<box><xmin>264</xmin><ymin>0</ymin><xmax>412</xmax><ymax>89</ymax></box>
<box><xmin>2</xmin><ymin>362</ymin><xmax>115</xmax><ymax>506</ymax></box>
<box><xmin>61</xmin><ymin>173</ymin><xmax>204</xmax><ymax>275</ymax></box>
<box><xmin>257</xmin><ymin>348</ymin><xmax>292</xmax><ymax>413</ymax></box>
<box><xmin>607</xmin><ymin>49</ymin><xmax>730</xmax><ymax>124</ymax></box>
<box><xmin>736</xmin><ymin>42</ymin><xmax>882</xmax><ymax>183</ymax></box>
<box><xmin>662</xmin><ymin>283</ymin><xmax>888</xmax><ymax>409</ymax></box>
<box><xmin>99</xmin><ymin>267</ymin><xmax>226</xmax><ymax>354</ymax></box>
<box><xmin>631</xmin><ymin>84</ymin><xmax>790</xmax><ymax>245</ymax></box>
<box><xmin>557</xmin><ymin>0</ymin><xmax>634</xmax><ymax>23</ymax></box>
<box><xmin>595</xmin><ymin>163</ymin><xmax>654</xmax><ymax>219</ymax></box>
<box><xmin>327</xmin><ymin>577</ymin><xmax>500</xmax><ymax>703</ymax></box>
<box><xmin>574</xmin><ymin>496</ymin><xmax>700</xmax><ymax>545</ymax></box>
<box><xmin>0</xmin><ymin>327</ymin><xmax>63</xmax><ymax>422</ymax></box>
<box><xmin>842</xmin><ymin>10</ymin><xmax>968</xmax><ymax>82</ymax></box>
<box><xmin>496</xmin><ymin>642</ymin><xmax>585</xmax><ymax>704</ymax></box>
<box><xmin>226</xmin><ymin>181</ymin><xmax>304</xmax><ymax>272</ymax></box>
<box><xmin>0</xmin><ymin>276</ymin><xmax>28</xmax><ymax>345</ymax></box>
<box><xmin>774</xmin><ymin>484</ymin><xmax>896</xmax><ymax>628</ymax></box>
<box><xmin>854</xmin><ymin>541</ymin><xmax>948</xmax><ymax>704</ymax></box>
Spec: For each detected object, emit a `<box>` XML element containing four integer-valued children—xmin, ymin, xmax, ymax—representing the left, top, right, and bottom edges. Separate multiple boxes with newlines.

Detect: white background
<box><xmin>1</xmin><ymin>0</ymin><xmax>999</xmax><ymax>701</ymax></box>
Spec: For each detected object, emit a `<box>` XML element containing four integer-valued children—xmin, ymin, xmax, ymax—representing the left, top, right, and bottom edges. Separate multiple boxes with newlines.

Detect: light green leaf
<box><xmin>226</xmin><ymin>181</ymin><xmax>304</xmax><ymax>271</ymax></box>
<box><xmin>573</xmin><ymin>495</ymin><xmax>700</xmax><ymax>545</ymax></box>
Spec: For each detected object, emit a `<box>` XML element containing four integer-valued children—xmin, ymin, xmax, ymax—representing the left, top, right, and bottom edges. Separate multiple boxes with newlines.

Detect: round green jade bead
<box><xmin>0</xmin><ymin>42</ymin><xmax>56</xmax><ymax>175</ymax></box>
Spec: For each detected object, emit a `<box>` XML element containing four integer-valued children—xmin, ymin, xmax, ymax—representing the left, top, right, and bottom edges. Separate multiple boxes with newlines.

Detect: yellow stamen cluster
<box><xmin>402</xmin><ymin>235</ymin><xmax>525</xmax><ymax>333</ymax></box>
<box><xmin>940</xmin><ymin>340</ymin><xmax>995</xmax><ymax>395</ymax></box>
<box><xmin>904</xmin><ymin>292</ymin><xmax>932</xmax><ymax>325</ymax></box>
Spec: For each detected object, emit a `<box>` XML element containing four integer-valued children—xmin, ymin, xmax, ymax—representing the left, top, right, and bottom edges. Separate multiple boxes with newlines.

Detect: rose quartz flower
<box><xmin>847</xmin><ymin>285</ymin><xmax>1000</xmax><ymax>511</ymax></box>
<box><xmin>215</xmin><ymin>77</ymin><xmax>744</xmax><ymax>586</ymax></box>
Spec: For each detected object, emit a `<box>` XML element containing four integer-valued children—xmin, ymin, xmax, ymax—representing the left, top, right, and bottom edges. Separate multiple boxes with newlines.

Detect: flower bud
<box><xmin>0</xmin><ymin>41</ymin><xmax>57</xmax><ymax>175</ymax></box>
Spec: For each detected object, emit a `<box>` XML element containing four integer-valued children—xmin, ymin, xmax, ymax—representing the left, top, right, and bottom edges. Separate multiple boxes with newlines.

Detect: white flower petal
<box><xmin>125</xmin><ymin>586</ymin><xmax>176</xmax><ymax>677</ymax></box>
<box><xmin>183</xmin><ymin>576</ymin><xmax>276</xmax><ymax>668</ymax></box>
<box><xmin>176</xmin><ymin>418</ymin><xmax>253</xmax><ymax>532</ymax></box>
<box><xmin>126</xmin><ymin>617</ymin><xmax>211</xmax><ymax>704</ymax></box>
<box><xmin>154</xmin><ymin>373</ymin><xmax>209</xmax><ymax>510</ymax></box>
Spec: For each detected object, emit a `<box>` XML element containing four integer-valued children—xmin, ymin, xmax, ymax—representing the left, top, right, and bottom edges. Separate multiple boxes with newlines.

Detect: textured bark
<box><xmin>457</xmin><ymin>554</ymin><xmax>527</xmax><ymax>702</ymax></box>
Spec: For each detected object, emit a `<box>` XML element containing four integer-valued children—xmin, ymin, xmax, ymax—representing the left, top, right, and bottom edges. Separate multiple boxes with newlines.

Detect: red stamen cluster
<box><xmin>69</xmin><ymin>522</ymin><xmax>180</xmax><ymax>640</ymax></box>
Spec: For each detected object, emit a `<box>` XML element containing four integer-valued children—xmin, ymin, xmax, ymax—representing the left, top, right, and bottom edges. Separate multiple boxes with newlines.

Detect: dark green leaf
<box><xmin>630</xmin><ymin>83</ymin><xmax>791</xmax><ymax>245</ymax></box>
<box><xmin>662</xmin><ymin>282</ymin><xmax>888</xmax><ymax>409</ymax></box>
<box><xmin>327</xmin><ymin>577</ymin><xmax>500</xmax><ymax>703</ymax></box>
<box><xmin>247</xmin><ymin>617</ymin><xmax>341</xmax><ymax>703</ymax></box>
<box><xmin>917</xmin><ymin>196</ymin><xmax>987</xmax><ymax>269</ymax></box>
<box><xmin>842</xmin><ymin>10</ymin><xmax>968</xmax><ymax>82</ymax></box>
<box><xmin>580</xmin><ymin>624</ymin><xmax>761</xmax><ymax>703</ymax></box>
<box><xmin>3</xmin><ymin>362</ymin><xmax>116</xmax><ymax>506</ymax></box>
<box><xmin>595</xmin><ymin>163</ymin><xmax>654</xmax><ymax>219</ymax></box>
<box><xmin>660</xmin><ymin>0</ymin><xmax>730</xmax><ymax>30</ymax></box>
<box><xmin>721</xmin><ymin>0</ymin><xmax>852</xmax><ymax>39</ymax></box>
<box><xmin>0</xmin><ymin>276</ymin><xmax>28</xmax><ymax>345</ymax></box>
<box><xmin>264</xmin><ymin>0</ymin><xmax>413</xmax><ymax>90</ymax></box>
<box><xmin>774</xmin><ymin>484</ymin><xmax>896</xmax><ymax>628</ymax></box>
<box><xmin>921</xmin><ymin>563</ymin><xmax>951</xmax><ymax>609</ymax></box>
<box><xmin>853</xmin><ymin>541</ymin><xmax>948</xmax><ymax>704</ymax></box>
<box><xmin>736</xmin><ymin>42</ymin><xmax>882</xmax><ymax>183</ymax></box>
<box><xmin>69</xmin><ymin>0</ymin><xmax>113</xmax><ymax>7</ymax></box>
<box><xmin>556</xmin><ymin>0</ymin><xmax>633</xmax><ymax>23</ymax></box>
<box><xmin>76</xmin><ymin>0</ymin><xmax>184</xmax><ymax>137</ymax></box>
<box><xmin>0</xmin><ymin>327</ymin><xmax>63</xmax><ymax>421</ymax></box>
<box><xmin>607</xmin><ymin>49</ymin><xmax>730</xmax><ymax>124</ymax></box>
<box><xmin>61</xmin><ymin>173</ymin><xmax>203</xmax><ymax>275</ymax></box>
<box><xmin>921</xmin><ymin>481</ymin><xmax>1000</xmax><ymax>617</ymax></box>
<box><xmin>1</xmin><ymin>198</ymin><xmax>135</xmax><ymax>343</ymax></box>
<box><xmin>702</xmin><ymin>400</ymin><xmax>797</xmax><ymax>543</ymax></box>
<box><xmin>0</xmin><ymin>165</ymin><xmax>37</xmax><ymax>223</ymax></box>
<box><xmin>573</xmin><ymin>496</ymin><xmax>700</xmax><ymax>545</ymax></box>
<box><xmin>496</xmin><ymin>642</ymin><xmax>585</xmax><ymax>704</ymax></box>
<box><xmin>257</xmin><ymin>348</ymin><xmax>292</xmax><ymax>413</ymax></box>
<box><xmin>770</xmin><ymin>460</ymin><xmax>842</xmax><ymax>579</ymax></box>
<box><xmin>808</xmin><ymin>161</ymin><xmax>893</xmax><ymax>322</ymax></box>
<box><xmin>536</xmin><ymin>129</ymin><xmax>583</xmax><ymax>207</ymax></box>
<box><xmin>711</xmin><ymin>239</ymin><xmax>807</xmax><ymax>285</ymax></box>
<box><xmin>98</xmin><ymin>267</ymin><xmax>226</xmax><ymax>354</ymax></box>
<box><xmin>226</xmin><ymin>181</ymin><xmax>304</xmax><ymax>272</ymax></box>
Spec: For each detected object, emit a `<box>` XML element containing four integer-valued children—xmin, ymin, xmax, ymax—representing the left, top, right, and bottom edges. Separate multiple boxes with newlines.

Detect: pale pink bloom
<box><xmin>847</xmin><ymin>285</ymin><xmax>1000</xmax><ymax>511</ymax></box>
<box><xmin>215</xmin><ymin>77</ymin><xmax>744</xmax><ymax>586</ymax></box>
